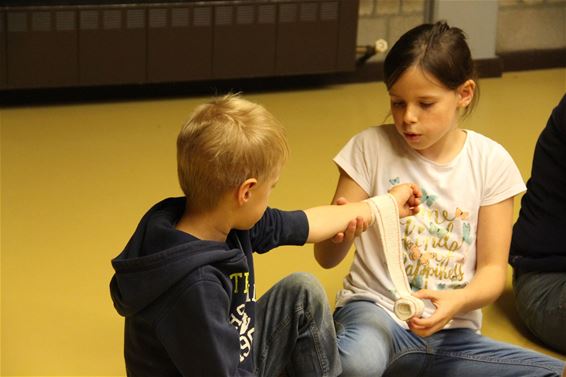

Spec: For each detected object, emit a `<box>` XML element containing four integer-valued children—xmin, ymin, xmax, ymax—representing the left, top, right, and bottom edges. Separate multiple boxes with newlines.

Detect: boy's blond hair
<box><xmin>177</xmin><ymin>94</ymin><xmax>289</xmax><ymax>212</ymax></box>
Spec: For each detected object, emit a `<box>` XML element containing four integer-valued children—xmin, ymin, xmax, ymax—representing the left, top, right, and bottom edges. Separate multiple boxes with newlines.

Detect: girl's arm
<box><xmin>313</xmin><ymin>170</ymin><xmax>370</xmax><ymax>268</ymax></box>
<box><xmin>408</xmin><ymin>197</ymin><xmax>514</xmax><ymax>336</ymax></box>
<box><xmin>457</xmin><ymin>197</ymin><xmax>514</xmax><ymax>309</ymax></box>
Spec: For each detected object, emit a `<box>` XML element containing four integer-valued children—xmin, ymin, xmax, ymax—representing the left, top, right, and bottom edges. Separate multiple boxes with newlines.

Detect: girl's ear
<box><xmin>458</xmin><ymin>79</ymin><xmax>476</xmax><ymax>108</ymax></box>
<box><xmin>237</xmin><ymin>178</ymin><xmax>257</xmax><ymax>206</ymax></box>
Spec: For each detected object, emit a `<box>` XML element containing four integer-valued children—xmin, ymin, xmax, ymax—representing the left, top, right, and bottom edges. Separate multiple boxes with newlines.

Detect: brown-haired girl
<box><xmin>315</xmin><ymin>21</ymin><xmax>565</xmax><ymax>377</ymax></box>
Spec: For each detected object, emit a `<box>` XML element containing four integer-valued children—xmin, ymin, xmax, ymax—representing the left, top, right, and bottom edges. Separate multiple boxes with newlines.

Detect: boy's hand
<box><xmin>388</xmin><ymin>183</ymin><xmax>421</xmax><ymax>218</ymax></box>
<box><xmin>330</xmin><ymin>197</ymin><xmax>368</xmax><ymax>243</ymax></box>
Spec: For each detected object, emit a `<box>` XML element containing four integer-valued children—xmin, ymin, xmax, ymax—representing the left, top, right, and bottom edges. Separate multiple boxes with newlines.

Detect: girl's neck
<box><xmin>417</xmin><ymin>128</ymin><xmax>467</xmax><ymax>164</ymax></box>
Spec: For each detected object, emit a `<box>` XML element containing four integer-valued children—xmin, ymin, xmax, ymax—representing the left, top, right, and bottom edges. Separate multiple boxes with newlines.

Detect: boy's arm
<box><xmin>156</xmin><ymin>279</ymin><xmax>254</xmax><ymax>377</ymax></box>
<box><xmin>312</xmin><ymin>172</ymin><xmax>421</xmax><ymax>268</ymax></box>
<box><xmin>313</xmin><ymin>172</ymin><xmax>370</xmax><ymax>268</ymax></box>
<box><xmin>304</xmin><ymin>201</ymin><xmax>372</xmax><ymax>243</ymax></box>
<box><xmin>306</xmin><ymin>182</ymin><xmax>420</xmax><ymax>243</ymax></box>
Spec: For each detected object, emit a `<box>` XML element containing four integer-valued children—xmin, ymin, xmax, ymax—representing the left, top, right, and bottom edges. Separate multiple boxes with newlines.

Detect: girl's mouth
<box><xmin>404</xmin><ymin>132</ymin><xmax>421</xmax><ymax>142</ymax></box>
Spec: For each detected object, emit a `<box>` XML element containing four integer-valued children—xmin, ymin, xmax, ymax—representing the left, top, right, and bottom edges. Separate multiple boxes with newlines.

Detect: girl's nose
<box><xmin>403</xmin><ymin>104</ymin><xmax>418</xmax><ymax>124</ymax></box>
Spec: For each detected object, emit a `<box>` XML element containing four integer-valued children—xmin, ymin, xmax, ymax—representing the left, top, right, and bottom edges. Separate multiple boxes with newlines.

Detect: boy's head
<box><xmin>177</xmin><ymin>94</ymin><xmax>288</xmax><ymax>212</ymax></box>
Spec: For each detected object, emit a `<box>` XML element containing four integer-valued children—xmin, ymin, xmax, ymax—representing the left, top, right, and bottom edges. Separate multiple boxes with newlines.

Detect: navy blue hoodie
<box><xmin>110</xmin><ymin>197</ymin><xmax>308</xmax><ymax>376</ymax></box>
<box><xmin>510</xmin><ymin>93</ymin><xmax>566</xmax><ymax>273</ymax></box>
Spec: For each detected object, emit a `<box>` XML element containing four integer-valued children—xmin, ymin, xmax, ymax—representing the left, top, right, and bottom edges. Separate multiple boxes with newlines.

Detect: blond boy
<box><xmin>110</xmin><ymin>95</ymin><xmax>420</xmax><ymax>377</ymax></box>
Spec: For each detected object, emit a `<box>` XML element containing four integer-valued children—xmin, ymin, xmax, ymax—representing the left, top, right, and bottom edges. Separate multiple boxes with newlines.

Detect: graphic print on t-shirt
<box><xmin>398</xmin><ymin>186</ymin><xmax>473</xmax><ymax>291</ymax></box>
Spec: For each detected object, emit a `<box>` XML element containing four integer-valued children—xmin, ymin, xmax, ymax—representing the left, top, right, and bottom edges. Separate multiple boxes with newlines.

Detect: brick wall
<box><xmin>497</xmin><ymin>0</ymin><xmax>566</xmax><ymax>52</ymax></box>
<box><xmin>357</xmin><ymin>0</ymin><xmax>566</xmax><ymax>61</ymax></box>
<box><xmin>357</xmin><ymin>0</ymin><xmax>426</xmax><ymax>61</ymax></box>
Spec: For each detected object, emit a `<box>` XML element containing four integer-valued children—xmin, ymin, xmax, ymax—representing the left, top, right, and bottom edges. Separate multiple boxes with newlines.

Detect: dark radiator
<box><xmin>0</xmin><ymin>1</ymin><xmax>359</xmax><ymax>90</ymax></box>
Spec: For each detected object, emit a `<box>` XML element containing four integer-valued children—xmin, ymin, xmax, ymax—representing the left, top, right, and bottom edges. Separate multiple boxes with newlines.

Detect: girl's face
<box><xmin>388</xmin><ymin>65</ymin><xmax>474</xmax><ymax>161</ymax></box>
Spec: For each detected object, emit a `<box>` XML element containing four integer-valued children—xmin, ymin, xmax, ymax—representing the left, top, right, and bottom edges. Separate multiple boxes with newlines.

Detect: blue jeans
<box><xmin>513</xmin><ymin>271</ymin><xmax>566</xmax><ymax>354</ymax></box>
<box><xmin>334</xmin><ymin>300</ymin><xmax>565</xmax><ymax>377</ymax></box>
<box><xmin>253</xmin><ymin>272</ymin><xmax>342</xmax><ymax>377</ymax></box>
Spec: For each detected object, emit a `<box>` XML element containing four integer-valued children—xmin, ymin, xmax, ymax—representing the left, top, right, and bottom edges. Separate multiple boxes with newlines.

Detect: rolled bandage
<box><xmin>365</xmin><ymin>194</ymin><xmax>425</xmax><ymax>321</ymax></box>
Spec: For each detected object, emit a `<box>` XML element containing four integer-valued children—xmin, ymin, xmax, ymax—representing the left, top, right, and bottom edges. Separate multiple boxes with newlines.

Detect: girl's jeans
<box><xmin>513</xmin><ymin>271</ymin><xmax>566</xmax><ymax>354</ymax></box>
<box><xmin>253</xmin><ymin>272</ymin><xmax>342</xmax><ymax>377</ymax></box>
<box><xmin>334</xmin><ymin>300</ymin><xmax>565</xmax><ymax>377</ymax></box>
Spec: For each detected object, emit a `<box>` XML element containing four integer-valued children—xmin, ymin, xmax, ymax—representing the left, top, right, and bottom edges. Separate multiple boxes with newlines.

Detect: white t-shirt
<box><xmin>334</xmin><ymin>124</ymin><xmax>526</xmax><ymax>332</ymax></box>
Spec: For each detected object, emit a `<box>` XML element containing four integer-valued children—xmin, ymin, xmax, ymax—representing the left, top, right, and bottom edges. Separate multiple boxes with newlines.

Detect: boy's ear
<box><xmin>237</xmin><ymin>178</ymin><xmax>257</xmax><ymax>206</ymax></box>
<box><xmin>457</xmin><ymin>79</ymin><xmax>476</xmax><ymax>108</ymax></box>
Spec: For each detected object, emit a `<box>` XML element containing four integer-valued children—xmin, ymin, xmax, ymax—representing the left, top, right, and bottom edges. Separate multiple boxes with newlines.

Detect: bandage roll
<box><xmin>365</xmin><ymin>194</ymin><xmax>425</xmax><ymax>321</ymax></box>
<box><xmin>394</xmin><ymin>295</ymin><xmax>425</xmax><ymax>321</ymax></box>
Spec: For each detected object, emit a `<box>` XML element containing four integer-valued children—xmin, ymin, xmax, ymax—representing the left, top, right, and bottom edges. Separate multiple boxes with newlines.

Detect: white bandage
<box><xmin>365</xmin><ymin>194</ymin><xmax>424</xmax><ymax>321</ymax></box>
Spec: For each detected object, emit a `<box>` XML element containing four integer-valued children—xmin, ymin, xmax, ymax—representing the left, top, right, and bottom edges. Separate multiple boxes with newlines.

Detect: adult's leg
<box><xmin>334</xmin><ymin>300</ymin><xmax>426</xmax><ymax>377</ymax></box>
<box><xmin>253</xmin><ymin>272</ymin><xmax>341</xmax><ymax>377</ymax></box>
<box><xmin>393</xmin><ymin>328</ymin><xmax>565</xmax><ymax>377</ymax></box>
<box><xmin>513</xmin><ymin>271</ymin><xmax>566</xmax><ymax>354</ymax></box>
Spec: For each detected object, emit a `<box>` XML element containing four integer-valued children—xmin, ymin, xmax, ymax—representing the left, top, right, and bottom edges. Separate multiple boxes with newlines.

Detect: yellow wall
<box><xmin>1</xmin><ymin>68</ymin><xmax>565</xmax><ymax>375</ymax></box>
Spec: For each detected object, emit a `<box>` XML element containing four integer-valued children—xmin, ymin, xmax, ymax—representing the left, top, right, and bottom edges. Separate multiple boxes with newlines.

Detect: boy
<box><xmin>110</xmin><ymin>94</ymin><xmax>420</xmax><ymax>377</ymax></box>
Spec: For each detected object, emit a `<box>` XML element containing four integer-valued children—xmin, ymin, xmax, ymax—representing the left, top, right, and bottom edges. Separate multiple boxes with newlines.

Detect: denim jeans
<box><xmin>334</xmin><ymin>300</ymin><xmax>565</xmax><ymax>377</ymax></box>
<box><xmin>253</xmin><ymin>272</ymin><xmax>342</xmax><ymax>377</ymax></box>
<box><xmin>513</xmin><ymin>271</ymin><xmax>566</xmax><ymax>354</ymax></box>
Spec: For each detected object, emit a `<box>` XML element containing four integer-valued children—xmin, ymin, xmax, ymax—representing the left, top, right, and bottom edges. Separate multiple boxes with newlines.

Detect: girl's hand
<box><xmin>331</xmin><ymin>197</ymin><xmax>368</xmax><ymax>244</ymax></box>
<box><xmin>389</xmin><ymin>183</ymin><xmax>422</xmax><ymax>218</ymax></box>
<box><xmin>407</xmin><ymin>289</ymin><xmax>467</xmax><ymax>337</ymax></box>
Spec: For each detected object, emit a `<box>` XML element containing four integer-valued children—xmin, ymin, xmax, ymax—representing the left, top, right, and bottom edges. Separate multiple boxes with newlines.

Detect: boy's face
<box><xmin>238</xmin><ymin>171</ymin><xmax>280</xmax><ymax>230</ymax></box>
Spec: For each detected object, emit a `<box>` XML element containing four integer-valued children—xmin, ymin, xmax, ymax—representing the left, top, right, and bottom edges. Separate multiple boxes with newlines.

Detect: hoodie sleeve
<box><xmin>250</xmin><ymin>208</ymin><xmax>309</xmax><ymax>253</ymax></box>
<box><xmin>155</xmin><ymin>276</ymin><xmax>255</xmax><ymax>377</ymax></box>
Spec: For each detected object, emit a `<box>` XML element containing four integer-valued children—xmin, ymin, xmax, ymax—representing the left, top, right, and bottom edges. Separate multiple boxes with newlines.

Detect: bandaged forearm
<box><xmin>365</xmin><ymin>194</ymin><xmax>424</xmax><ymax>321</ymax></box>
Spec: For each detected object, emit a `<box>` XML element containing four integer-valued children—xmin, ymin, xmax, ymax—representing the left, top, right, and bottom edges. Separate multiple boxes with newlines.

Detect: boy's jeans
<box><xmin>513</xmin><ymin>271</ymin><xmax>566</xmax><ymax>354</ymax></box>
<box><xmin>253</xmin><ymin>272</ymin><xmax>341</xmax><ymax>377</ymax></box>
<box><xmin>334</xmin><ymin>300</ymin><xmax>565</xmax><ymax>377</ymax></box>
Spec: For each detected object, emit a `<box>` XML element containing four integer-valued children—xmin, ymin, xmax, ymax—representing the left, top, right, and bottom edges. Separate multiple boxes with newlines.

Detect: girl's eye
<box><xmin>420</xmin><ymin>102</ymin><xmax>434</xmax><ymax>108</ymax></box>
<box><xmin>391</xmin><ymin>101</ymin><xmax>405</xmax><ymax>108</ymax></box>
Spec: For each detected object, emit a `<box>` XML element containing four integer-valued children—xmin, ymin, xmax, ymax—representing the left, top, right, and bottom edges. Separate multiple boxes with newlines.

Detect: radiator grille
<box><xmin>236</xmin><ymin>5</ymin><xmax>254</xmax><ymax>25</ymax></box>
<box><xmin>31</xmin><ymin>11</ymin><xmax>50</xmax><ymax>31</ymax></box>
<box><xmin>80</xmin><ymin>10</ymin><xmax>98</xmax><ymax>30</ymax></box>
<box><xmin>279</xmin><ymin>4</ymin><xmax>297</xmax><ymax>24</ymax></box>
<box><xmin>127</xmin><ymin>9</ymin><xmax>144</xmax><ymax>29</ymax></box>
<box><xmin>171</xmin><ymin>8</ymin><xmax>189</xmax><ymax>27</ymax></box>
<box><xmin>321</xmin><ymin>2</ymin><xmax>338</xmax><ymax>21</ymax></box>
<box><xmin>193</xmin><ymin>7</ymin><xmax>211</xmax><ymax>27</ymax></box>
<box><xmin>56</xmin><ymin>11</ymin><xmax>75</xmax><ymax>31</ymax></box>
<box><xmin>300</xmin><ymin>3</ymin><xmax>317</xmax><ymax>22</ymax></box>
<box><xmin>2</xmin><ymin>0</ymin><xmax>358</xmax><ymax>90</ymax></box>
<box><xmin>215</xmin><ymin>6</ymin><xmax>233</xmax><ymax>26</ymax></box>
<box><xmin>7</xmin><ymin>12</ymin><xmax>27</xmax><ymax>32</ymax></box>
<box><xmin>258</xmin><ymin>4</ymin><xmax>275</xmax><ymax>24</ymax></box>
<box><xmin>102</xmin><ymin>10</ymin><xmax>121</xmax><ymax>30</ymax></box>
<box><xmin>149</xmin><ymin>8</ymin><xmax>166</xmax><ymax>28</ymax></box>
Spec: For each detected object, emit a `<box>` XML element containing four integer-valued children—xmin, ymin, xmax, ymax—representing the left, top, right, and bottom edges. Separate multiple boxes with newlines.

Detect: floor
<box><xmin>1</xmin><ymin>67</ymin><xmax>565</xmax><ymax>375</ymax></box>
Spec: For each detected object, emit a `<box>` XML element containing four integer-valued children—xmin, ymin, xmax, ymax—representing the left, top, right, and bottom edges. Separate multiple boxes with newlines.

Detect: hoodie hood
<box><xmin>110</xmin><ymin>197</ymin><xmax>244</xmax><ymax>317</ymax></box>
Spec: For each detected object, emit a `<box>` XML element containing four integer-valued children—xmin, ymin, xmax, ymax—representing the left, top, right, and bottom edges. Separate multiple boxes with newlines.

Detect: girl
<box><xmin>314</xmin><ymin>22</ymin><xmax>566</xmax><ymax>377</ymax></box>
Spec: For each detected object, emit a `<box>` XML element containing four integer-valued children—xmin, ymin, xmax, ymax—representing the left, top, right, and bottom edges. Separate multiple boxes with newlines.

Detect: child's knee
<box><xmin>283</xmin><ymin>272</ymin><xmax>328</xmax><ymax>304</ymax></box>
<box><xmin>285</xmin><ymin>272</ymin><xmax>323</xmax><ymax>291</ymax></box>
<box><xmin>340</xmin><ymin>350</ymin><xmax>386</xmax><ymax>377</ymax></box>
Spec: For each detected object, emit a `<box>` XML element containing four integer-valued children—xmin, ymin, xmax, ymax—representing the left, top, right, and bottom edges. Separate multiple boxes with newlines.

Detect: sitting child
<box><xmin>109</xmin><ymin>94</ymin><xmax>421</xmax><ymax>377</ymax></box>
